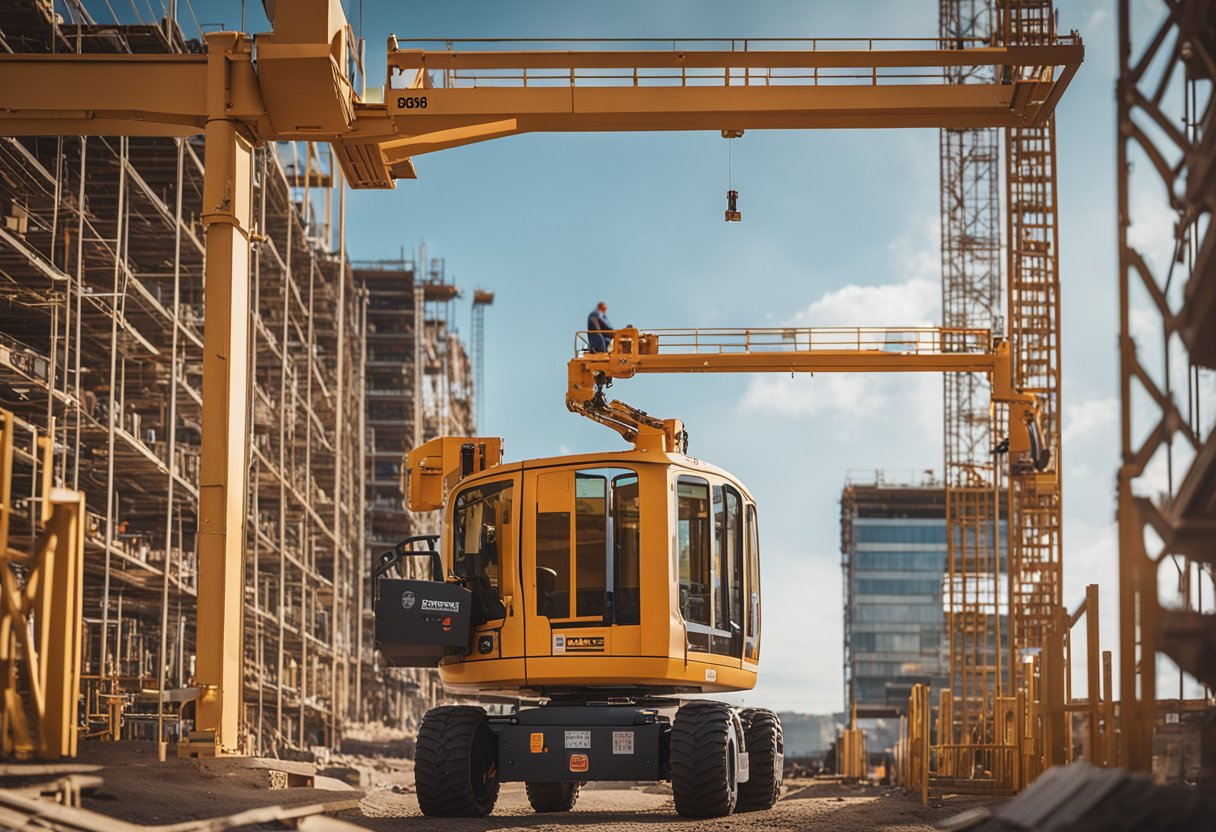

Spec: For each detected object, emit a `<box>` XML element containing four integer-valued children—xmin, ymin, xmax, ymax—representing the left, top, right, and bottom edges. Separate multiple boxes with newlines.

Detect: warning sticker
<box><xmin>569</xmin><ymin>753</ymin><xmax>589</xmax><ymax>772</ymax></box>
<box><xmin>564</xmin><ymin>730</ymin><xmax>591</xmax><ymax>749</ymax></box>
<box><xmin>553</xmin><ymin>633</ymin><xmax>565</xmax><ymax>654</ymax></box>
<box><xmin>530</xmin><ymin>732</ymin><xmax>545</xmax><ymax>753</ymax></box>
<box><xmin>612</xmin><ymin>730</ymin><xmax>634</xmax><ymax>755</ymax></box>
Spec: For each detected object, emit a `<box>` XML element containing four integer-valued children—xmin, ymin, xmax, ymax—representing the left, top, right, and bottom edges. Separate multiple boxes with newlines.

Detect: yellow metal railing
<box><xmin>386</xmin><ymin>35</ymin><xmax>1080</xmax><ymax>91</ymax></box>
<box><xmin>575</xmin><ymin>325</ymin><xmax>993</xmax><ymax>357</ymax></box>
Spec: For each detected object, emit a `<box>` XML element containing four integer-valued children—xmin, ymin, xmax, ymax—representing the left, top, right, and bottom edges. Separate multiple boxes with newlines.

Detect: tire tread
<box><xmin>736</xmin><ymin>707</ymin><xmax>783</xmax><ymax>812</ymax></box>
<box><xmin>414</xmin><ymin>705</ymin><xmax>500</xmax><ymax>817</ymax></box>
<box><xmin>669</xmin><ymin>700</ymin><xmax>737</xmax><ymax>818</ymax></box>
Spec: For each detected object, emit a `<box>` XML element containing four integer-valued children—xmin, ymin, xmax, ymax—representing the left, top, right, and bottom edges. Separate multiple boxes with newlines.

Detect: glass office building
<box><xmin>841</xmin><ymin>476</ymin><xmax>950</xmax><ymax>709</ymax></box>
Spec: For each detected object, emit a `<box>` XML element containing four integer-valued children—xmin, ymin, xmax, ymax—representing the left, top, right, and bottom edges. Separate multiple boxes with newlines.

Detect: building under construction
<box><xmin>0</xmin><ymin>2</ymin><xmax>479</xmax><ymax>755</ymax></box>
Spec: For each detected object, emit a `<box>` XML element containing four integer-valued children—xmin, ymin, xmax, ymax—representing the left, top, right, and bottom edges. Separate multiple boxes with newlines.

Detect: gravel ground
<box><xmin>1</xmin><ymin>739</ymin><xmax>997</xmax><ymax>830</ymax></box>
<box><xmin>341</xmin><ymin>777</ymin><xmax>995</xmax><ymax>831</ymax></box>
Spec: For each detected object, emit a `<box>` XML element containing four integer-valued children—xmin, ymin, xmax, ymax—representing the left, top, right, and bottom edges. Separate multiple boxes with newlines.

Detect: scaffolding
<box><xmin>0</xmin><ymin>1</ymin><xmax>479</xmax><ymax>756</ymax></box>
<box><xmin>355</xmin><ymin>254</ymin><xmax>475</xmax><ymax>729</ymax></box>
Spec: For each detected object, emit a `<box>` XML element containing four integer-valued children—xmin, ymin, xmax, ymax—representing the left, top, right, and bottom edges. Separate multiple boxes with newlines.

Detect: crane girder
<box><xmin>0</xmin><ymin>16</ymin><xmax>1083</xmax><ymax>189</ymax></box>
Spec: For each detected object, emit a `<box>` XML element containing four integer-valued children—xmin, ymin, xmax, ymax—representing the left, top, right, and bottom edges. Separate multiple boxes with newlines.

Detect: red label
<box><xmin>569</xmin><ymin>753</ymin><xmax>589</xmax><ymax>772</ymax></box>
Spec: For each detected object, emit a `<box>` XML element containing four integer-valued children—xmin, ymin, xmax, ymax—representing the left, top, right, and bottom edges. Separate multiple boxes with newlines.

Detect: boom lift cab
<box><xmin>373</xmin><ymin>437</ymin><xmax>784</xmax><ymax>818</ymax></box>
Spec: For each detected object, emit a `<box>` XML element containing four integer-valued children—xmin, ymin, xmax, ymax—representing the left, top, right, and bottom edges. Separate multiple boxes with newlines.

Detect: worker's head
<box><xmin>597</xmin><ymin>301</ymin><xmax>608</xmax><ymax>313</ymax></box>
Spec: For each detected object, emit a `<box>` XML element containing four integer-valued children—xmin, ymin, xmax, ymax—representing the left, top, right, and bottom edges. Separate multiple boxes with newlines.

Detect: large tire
<box><xmin>736</xmin><ymin>707</ymin><xmax>784</xmax><ymax>812</ymax></box>
<box><xmin>414</xmin><ymin>705</ymin><xmax>500</xmax><ymax>817</ymax></box>
<box><xmin>669</xmin><ymin>700</ymin><xmax>739</xmax><ymax>818</ymax></box>
<box><xmin>525</xmin><ymin>781</ymin><xmax>580</xmax><ymax>812</ymax></box>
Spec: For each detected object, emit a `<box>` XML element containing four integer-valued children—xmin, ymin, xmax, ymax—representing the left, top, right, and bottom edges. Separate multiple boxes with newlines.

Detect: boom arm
<box><xmin>566</xmin><ymin>326</ymin><xmax>1050</xmax><ymax>471</ymax></box>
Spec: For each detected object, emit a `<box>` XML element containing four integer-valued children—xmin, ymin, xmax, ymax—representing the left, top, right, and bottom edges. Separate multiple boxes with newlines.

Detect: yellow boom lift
<box><xmin>376</xmin><ymin>326</ymin><xmax>1051</xmax><ymax>817</ymax></box>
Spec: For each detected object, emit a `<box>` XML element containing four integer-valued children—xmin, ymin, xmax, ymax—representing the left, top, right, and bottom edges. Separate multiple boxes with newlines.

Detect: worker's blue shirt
<box><xmin>587</xmin><ymin>310</ymin><xmax>613</xmax><ymax>352</ymax></box>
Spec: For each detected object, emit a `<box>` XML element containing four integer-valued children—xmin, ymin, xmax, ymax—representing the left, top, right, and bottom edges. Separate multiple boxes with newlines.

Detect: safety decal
<box><xmin>568</xmin><ymin>753</ymin><xmax>589</xmax><ymax>773</ymax></box>
<box><xmin>530</xmin><ymin>732</ymin><xmax>545</xmax><ymax>753</ymax></box>
<box><xmin>564</xmin><ymin>730</ymin><xmax>591</xmax><ymax>749</ymax></box>
<box><xmin>612</xmin><ymin>730</ymin><xmax>634</xmax><ymax>755</ymax></box>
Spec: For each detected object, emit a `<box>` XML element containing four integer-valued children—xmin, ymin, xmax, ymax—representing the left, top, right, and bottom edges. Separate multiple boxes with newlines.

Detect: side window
<box><xmin>745</xmin><ymin>503</ymin><xmax>761</xmax><ymax>661</ymax></box>
<box><xmin>453</xmin><ymin>480</ymin><xmax>513</xmax><ymax>620</ymax></box>
<box><xmin>710</xmin><ymin>486</ymin><xmax>744</xmax><ymax>657</ymax></box>
<box><xmin>612</xmin><ymin>473</ymin><xmax>641</xmax><ymax>625</ymax></box>
<box><xmin>677</xmin><ymin>478</ymin><xmax>711</xmax><ymax>626</ymax></box>
<box><xmin>536</xmin><ymin>511</ymin><xmax>570</xmax><ymax>618</ymax></box>
<box><xmin>574</xmin><ymin>473</ymin><xmax>608</xmax><ymax>617</ymax></box>
<box><xmin>535</xmin><ymin>468</ymin><xmax>639</xmax><ymax>624</ymax></box>
<box><xmin>712</xmin><ymin>486</ymin><xmax>728</xmax><ymax>633</ymax></box>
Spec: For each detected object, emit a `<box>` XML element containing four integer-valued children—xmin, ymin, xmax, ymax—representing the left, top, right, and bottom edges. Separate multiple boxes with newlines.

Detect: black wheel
<box><xmin>525</xmin><ymin>781</ymin><xmax>580</xmax><ymax>812</ymax></box>
<box><xmin>736</xmin><ymin>707</ymin><xmax>784</xmax><ymax>812</ymax></box>
<box><xmin>414</xmin><ymin>705</ymin><xmax>500</xmax><ymax>817</ymax></box>
<box><xmin>669</xmin><ymin>700</ymin><xmax>739</xmax><ymax>818</ymax></box>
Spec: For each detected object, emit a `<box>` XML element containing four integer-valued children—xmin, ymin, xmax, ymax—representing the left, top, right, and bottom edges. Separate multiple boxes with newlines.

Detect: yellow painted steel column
<box><xmin>193</xmin><ymin>31</ymin><xmax>254</xmax><ymax>755</ymax></box>
<box><xmin>35</xmin><ymin>489</ymin><xmax>86</xmax><ymax>758</ymax></box>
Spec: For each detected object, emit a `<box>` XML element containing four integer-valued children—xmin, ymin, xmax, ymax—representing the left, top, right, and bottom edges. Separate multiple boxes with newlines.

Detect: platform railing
<box><xmin>575</xmin><ymin>325</ymin><xmax>994</xmax><ymax>357</ymax></box>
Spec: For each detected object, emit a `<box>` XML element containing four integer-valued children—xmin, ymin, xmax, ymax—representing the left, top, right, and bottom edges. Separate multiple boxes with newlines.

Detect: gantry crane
<box><xmin>0</xmin><ymin>0</ymin><xmax>1082</xmax><ymax>756</ymax></box>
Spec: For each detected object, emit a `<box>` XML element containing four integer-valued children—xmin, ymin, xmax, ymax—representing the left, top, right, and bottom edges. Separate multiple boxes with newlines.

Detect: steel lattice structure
<box><xmin>1002</xmin><ymin>2</ymin><xmax>1067</xmax><ymax>771</ymax></box>
<box><xmin>471</xmin><ymin>290</ymin><xmax>495</xmax><ymax>433</ymax></box>
<box><xmin>940</xmin><ymin>0</ymin><xmax>1008</xmax><ymax>765</ymax></box>
<box><xmin>1117</xmin><ymin>0</ymin><xmax>1216</xmax><ymax>772</ymax></box>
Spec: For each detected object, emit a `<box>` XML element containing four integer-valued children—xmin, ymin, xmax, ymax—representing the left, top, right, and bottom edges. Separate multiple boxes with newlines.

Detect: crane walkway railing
<box><xmin>387</xmin><ymin>36</ymin><xmax>1082</xmax><ymax>91</ymax></box>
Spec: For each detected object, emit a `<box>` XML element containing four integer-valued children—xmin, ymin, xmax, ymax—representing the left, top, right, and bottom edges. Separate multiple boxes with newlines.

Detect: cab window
<box><xmin>745</xmin><ymin>503</ymin><xmax>761</xmax><ymax>661</ymax></box>
<box><xmin>535</xmin><ymin>467</ymin><xmax>640</xmax><ymax>625</ymax></box>
<box><xmin>575</xmin><ymin>473</ymin><xmax>608</xmax><ymax>617</ymax></box>
<box><xmin>612</xmin><ymin>472</ymin><xmax>641</xmax><ymax>625</ymax></box>
<box><xmin>454</xmin><ymin>480</ymin><xmax>513</xmax><ymax>620</ymax></box>
<box><xmin>677</xmin><ymin>477</ymin><xmax>711</xmax><ymax>627</ymax></box>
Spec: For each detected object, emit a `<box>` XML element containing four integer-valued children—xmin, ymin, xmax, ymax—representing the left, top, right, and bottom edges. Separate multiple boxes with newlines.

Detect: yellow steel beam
<box><xmin>0</xmin><ymin>53</ymin><xmax>270</xmax><ymax>138</ymax></box>
<box><xmin>377</xmin><ymin>82</ymin><xmax>1066</xmax><ymax>144</ymax></box>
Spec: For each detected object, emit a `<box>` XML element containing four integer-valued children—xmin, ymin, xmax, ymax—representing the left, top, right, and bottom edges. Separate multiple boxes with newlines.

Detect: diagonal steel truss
<box><xmin>1116</xmin><ymin>0</ymin><xmax>1216</xmax><ymax>771</ymax></box>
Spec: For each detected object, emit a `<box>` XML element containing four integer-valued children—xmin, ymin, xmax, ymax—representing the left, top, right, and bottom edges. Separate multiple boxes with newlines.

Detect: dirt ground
<box><xmin>327</xmin><ymin>725</ymin><xmax>997</xmax><ymax>831</ymax></box>
<box><xmin>0</xmin><ymin>736</ymin><xmax>998</xmax><ymax>830</ymax></box>
<box><xmin>344</xmin><ymin>777</ymin><xmax>994</xmax><ymax>832</ymax></box>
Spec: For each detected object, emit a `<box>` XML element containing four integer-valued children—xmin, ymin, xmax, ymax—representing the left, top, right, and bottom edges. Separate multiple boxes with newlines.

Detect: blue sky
<box><xmin>163</xmin><ymin>0</ymin><xmax>1203</xmax><ymax>712</ymax></box>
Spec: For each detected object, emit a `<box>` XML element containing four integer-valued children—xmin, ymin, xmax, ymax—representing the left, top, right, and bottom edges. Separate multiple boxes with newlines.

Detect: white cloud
<box><xmin>1063</xmin><ymin>396</ymin><xmax>1118</xmax><ymax>444</ymax></box>
<box><xmin>739</xmin><ymin>275</ymin><xmax>943</xmax><ymax>436</ymax></box>
<box><xmin>1085</xmin><ymin>8</ymin><xmax>1109</xmax><ymax>29</ymax></box>
<box><xmin>1127</xmin><ymin>188</ymin><xmax>1178</xmax><ymax>276</ymax></box>
<box><xmin>786</xmin><ymin>277</ymin><xmax>939</xmax><ymax>328</ymax></box>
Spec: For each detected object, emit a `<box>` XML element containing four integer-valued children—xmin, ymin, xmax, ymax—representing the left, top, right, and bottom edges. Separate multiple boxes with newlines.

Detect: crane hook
<box><xmin>725</xmin><ymin>189</ymin><xmax>741</xmax><ymax>222</ymax></box>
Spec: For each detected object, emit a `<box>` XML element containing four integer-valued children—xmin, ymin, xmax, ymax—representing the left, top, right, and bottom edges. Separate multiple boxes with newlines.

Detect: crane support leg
<box><xmin>189</xmin><ymin>32</ymin><xmax>255</xmax><ymax>757</ymax></box>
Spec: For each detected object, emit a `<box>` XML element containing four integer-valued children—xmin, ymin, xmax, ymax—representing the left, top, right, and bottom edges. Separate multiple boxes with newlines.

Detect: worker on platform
<box><xmin>587</xmin><ymin>301</ymin><xmax>613</xmax><ymax>353</ymax></box>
